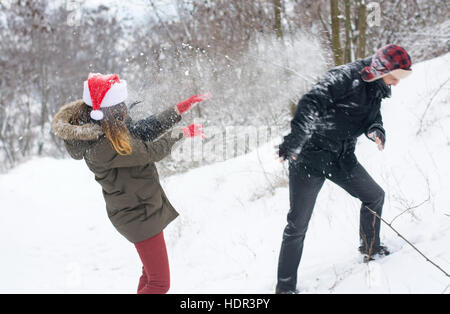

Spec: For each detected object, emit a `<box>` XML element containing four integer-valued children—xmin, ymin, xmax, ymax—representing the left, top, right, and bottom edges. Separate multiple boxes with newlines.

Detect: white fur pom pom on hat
<box><xmin>90</xmin><ymin>110</ymin><xmax>104</xmax><ymax>121</ymax></box>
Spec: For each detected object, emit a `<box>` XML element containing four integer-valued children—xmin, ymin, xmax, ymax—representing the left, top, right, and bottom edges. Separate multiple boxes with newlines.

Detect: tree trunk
<box><xmin>330</xmin><ymin>0</ymin><xmax>343</xmax><ymax>65</ymax></box>
<box><xmin>273</xmin><ymin>0</ymin><xmax>283</xmax><ymax>39</ymax></box>
<box><xmin>357</xmin><ymin>0</ymin><xmax>367</xmax><ymax>58</ymax></box>
<box><xmin>344</xmin><ymin>0</ymin><xmax>352</xmax><ymax>63</ymax></box>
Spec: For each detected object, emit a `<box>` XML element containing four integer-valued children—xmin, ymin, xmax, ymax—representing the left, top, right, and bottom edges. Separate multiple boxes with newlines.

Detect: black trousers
<box><xmin>276</xmin><ymin>161</ymin><xmax>385</xmax><ymax>292</ymax></box>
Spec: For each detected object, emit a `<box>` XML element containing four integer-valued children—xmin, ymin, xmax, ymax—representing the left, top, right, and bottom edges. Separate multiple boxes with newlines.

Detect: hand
<box><xmin>276</xmin><ymin>146</ymin><xmax>297</xmax><ymax>163</ymax></box>
<box><xmin>182</xmin><ymin>124</ymin><xmax>206</xmax><ymax>139</ymax></box>
<box><xmin>176</xmin><ymin>93</ymin><xmax>211</xmax><ymax>114</ymax></box>
<box><xmin>368</xmin><ymin>129</ymin><xmax>385</xmax><ymax>151</ymax></box>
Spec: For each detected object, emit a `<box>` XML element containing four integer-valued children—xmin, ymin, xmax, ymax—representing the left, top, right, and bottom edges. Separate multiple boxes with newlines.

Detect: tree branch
<box><xmin>416</xmin><ymin>77</ymin><xmax>450</xmax><ymax>135</ymax></box>
<box><xmin>365</xmin><ymin>205</ymin><xmax>450</xmax><ymax>278</ymax></box>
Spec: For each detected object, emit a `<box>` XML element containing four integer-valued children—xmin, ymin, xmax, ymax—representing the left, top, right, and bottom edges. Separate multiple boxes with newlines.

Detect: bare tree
<box><xmin>330</xmin><ymin>0</ymin><xmax>343</xmax><ymax>65</ymax></box>
<box><xmin>273</xmin><ymin>0</ymin><xmax>283</xmax><ymax>39</ymax></box>
<box><xmin>0</xmin><ymin>0</ymin><xmax>448</xmax><ymax>172</ymax></box>
<box><xmin>355</xmin><ymin>0</ymin><xmax>367</xmax><ymax>59</ymax></box>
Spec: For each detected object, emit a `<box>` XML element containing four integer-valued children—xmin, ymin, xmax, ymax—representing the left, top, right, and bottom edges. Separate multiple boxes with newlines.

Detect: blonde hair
<box><xmin>71</xmin><ymin>102</ymin><xmax>132</xmax><ymax>156</ymax></box>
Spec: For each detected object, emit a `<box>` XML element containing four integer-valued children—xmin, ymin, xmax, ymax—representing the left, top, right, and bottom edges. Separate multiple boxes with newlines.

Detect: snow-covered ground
<box><xmin>1</xmin><ymin>53</ymin><xmax>449</xmax><ymax>294</ymax></box>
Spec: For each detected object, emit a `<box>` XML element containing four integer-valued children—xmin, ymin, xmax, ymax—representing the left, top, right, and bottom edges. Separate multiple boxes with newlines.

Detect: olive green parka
<box><xmin>52</xmin><ymin>100</ymin><xmax>184</xmax><ymax>243</ymax></box>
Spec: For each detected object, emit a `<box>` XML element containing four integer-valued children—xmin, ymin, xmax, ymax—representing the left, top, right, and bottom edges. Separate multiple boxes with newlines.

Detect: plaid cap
<box><xmin>361</xmin><ymin>44</ymin><xmax>412</xmax><ymax>82</ymax></box>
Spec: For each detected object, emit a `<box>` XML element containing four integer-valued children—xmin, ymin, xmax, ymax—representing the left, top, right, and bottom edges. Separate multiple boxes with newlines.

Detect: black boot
<box><xmin>359</xmin><ymin>244</ymin><xmax>390</xmax><ymax>261</ymax></box>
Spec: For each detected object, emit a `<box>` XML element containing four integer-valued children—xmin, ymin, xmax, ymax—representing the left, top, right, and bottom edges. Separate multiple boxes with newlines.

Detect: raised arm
<box><xmin>126</xmin><ymin>93</ymin><xmax>210</xmax><ymax>142</ymax></box>
<box><xmin>126</xmin><ymin>107</ymin><xmax>181</xmax><ymax>142</ymax></box>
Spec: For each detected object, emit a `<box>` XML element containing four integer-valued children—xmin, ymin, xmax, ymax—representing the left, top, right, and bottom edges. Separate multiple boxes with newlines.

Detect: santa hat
<box><xmin>361</xmin><ymin>44</ymin><xmax>412</xmax><ymax>83</ymax></box>
<box><xmin>83</xmin><ymin>73</ymin><xmax>128</xmax><ymax>120</ymax></box>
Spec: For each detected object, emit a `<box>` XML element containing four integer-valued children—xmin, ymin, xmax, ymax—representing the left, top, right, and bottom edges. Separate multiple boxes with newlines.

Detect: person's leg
<box><xmin>276</xmin><ymin>163</ymin><xmax>325</xmax><ymax>293</ymax></box>
<box><xmin>134</xmin><ymin>231</ymin><xmax>170</xmax><ymax>294</ymax></box>
<box><xmin>329</xmin><ymin>162</ymin><xmax>385</xmax><ymax>253</ymax></box>
<box><xmin>137</xmin><ymin>266</ymin><xmax>147</xmax><ymax>293</ymax></box>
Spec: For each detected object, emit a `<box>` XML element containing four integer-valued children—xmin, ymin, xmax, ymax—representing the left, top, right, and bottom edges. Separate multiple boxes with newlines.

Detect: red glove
<box><xmin>182</xmin><ymin>124</ymin><xmax>206</xmax><ymax>139</ymax></box>
<box><xmin>176</xmin><ymin>93</ymin><xmax>211</xmax><ymax>114</ymax></box>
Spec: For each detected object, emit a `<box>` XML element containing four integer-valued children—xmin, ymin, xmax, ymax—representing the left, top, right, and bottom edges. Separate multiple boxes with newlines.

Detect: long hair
<box><xmin>71</xmin><ymin>102</ymin><xmax>133</xmax><ymax>156</ymax></box>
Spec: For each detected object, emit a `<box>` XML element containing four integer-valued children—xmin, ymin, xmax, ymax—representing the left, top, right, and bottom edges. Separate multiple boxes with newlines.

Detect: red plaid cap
<box><xmin>361</xmin><ymin>44</ymin><xmax>412</xmax><ymax>82</ymax></box>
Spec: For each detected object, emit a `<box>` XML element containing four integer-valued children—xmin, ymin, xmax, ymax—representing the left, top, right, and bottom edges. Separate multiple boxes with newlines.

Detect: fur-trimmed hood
<box><xmin>52</xmin><ymin>100</ymin><xmax>104</xmax><ymax>141</ymax></box>
<box><xmin>52</xmin><ymin>100</ymin><xmax>105</xmax><ymax>160</ymax></box>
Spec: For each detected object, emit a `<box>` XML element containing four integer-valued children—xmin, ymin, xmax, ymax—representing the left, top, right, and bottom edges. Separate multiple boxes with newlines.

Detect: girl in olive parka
<box><xmin>52</xmin><ymin>73</ymin><xmax>209</xmax><ymax>294</ymax></box>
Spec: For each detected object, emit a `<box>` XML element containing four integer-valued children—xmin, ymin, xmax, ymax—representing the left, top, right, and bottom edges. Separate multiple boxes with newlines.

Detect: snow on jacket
<box><xmin>280</xmin><ymin>57</ymin><xmax>390</xmax><ymax>175</ymax></box>
<box><xmin>52</xmin><ymin>100</ymin><xmax>184</xmax><ymax>243</ymax></box>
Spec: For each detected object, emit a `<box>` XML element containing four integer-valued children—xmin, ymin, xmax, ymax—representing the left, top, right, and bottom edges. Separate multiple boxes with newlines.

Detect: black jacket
<box><xmin>280</xmin><ymin>57</ymin><xmax>391</xmax><ymax>175</ymax></box>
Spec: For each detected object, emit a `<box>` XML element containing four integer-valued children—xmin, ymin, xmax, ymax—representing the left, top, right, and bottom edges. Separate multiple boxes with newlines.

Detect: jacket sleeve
<box><xmin>103</xmin><ymin>131</ymin><xmax>185</xmax><ymax>169</ymax></box>
<box><xmin>280</xmin><ymin>68</ymin><xmax>355</xmax><ymax>155</ymax></box>
<box><xmin>126</xmin><ymin>107</ymin><xmax>182</xmax><ymax>142</ymax></box>
<box><xmin>145</xmin><ymin>131</ymin><xmax>184</xmax><ymax>163</ymax></box>
<box><xmin>63</xmin><ymin>139</ymin><xmax>90</xmax><ymax>160</ymax></box>
<box><xmin>365</xmin><ymin>111</ymin><xmax>385</xmax><ymax>142</ymax></box>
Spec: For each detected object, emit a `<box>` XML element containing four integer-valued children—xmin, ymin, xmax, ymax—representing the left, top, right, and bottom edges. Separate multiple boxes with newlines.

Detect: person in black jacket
<box><xmin>276</xmin><ymin>44</ymin><xmax>412</xmax><ymax>294</ymax></box>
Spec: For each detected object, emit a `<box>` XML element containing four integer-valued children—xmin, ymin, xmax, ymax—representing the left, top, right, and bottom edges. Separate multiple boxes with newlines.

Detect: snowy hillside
<box><xmin>1</xmin><ymin>53</ymin><xmax>449</xmax><ymax>294</ymax></box>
